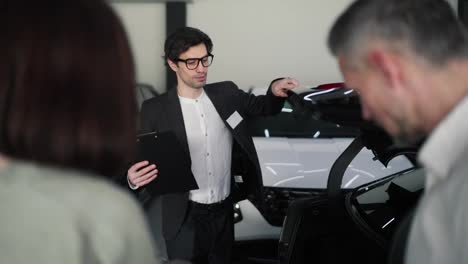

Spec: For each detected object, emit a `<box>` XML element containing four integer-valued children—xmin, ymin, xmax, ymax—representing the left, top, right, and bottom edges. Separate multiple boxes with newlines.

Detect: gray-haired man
<box><xmin>328</xmin><ymin>0</ymin><xmax>468</xmax><ymax>263</ymax></box>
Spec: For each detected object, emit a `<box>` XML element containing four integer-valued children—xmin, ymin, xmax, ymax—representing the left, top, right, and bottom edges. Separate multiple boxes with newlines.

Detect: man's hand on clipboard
<box><xmin>127</xmin><ymin>161</ymin><xmax>158</xmax><ymax>190</ymax></box>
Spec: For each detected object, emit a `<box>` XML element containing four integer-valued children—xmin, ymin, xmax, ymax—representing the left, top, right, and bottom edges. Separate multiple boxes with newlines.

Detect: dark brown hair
<box><xmin>0</xmin><ymin>0</ymin><xmax>137</xmax><ymax>177</ymax></box>
<box><xmin>164</xmin><ymin>27</ymin><xmax>213</xmax><ymax>65</ymax></box>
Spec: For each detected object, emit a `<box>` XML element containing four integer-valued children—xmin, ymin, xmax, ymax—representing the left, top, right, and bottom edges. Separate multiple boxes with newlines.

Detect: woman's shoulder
<box><xmin>53</xmin><ymin>167</ymin><xmax>144</xmax><ymax>218</ymax></box>
<box><xmin>0</xmin><ymin>160</ymin><xmax>158</xmax><ymax>263</ymax></box>
<box><xmin>4</xmin><ymin>160</ymin><xmax>144</xmax><ymax>219</ymax></box>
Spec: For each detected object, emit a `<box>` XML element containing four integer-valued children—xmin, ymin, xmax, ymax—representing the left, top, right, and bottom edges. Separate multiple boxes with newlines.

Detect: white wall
<box><xmin>112</xmin><ymin>0</ymin><xmax>460</xmax><ymax>92</ymax></box>
<box><xmin>114</xmin><ymin>0</ymin><xmax>460</xmax><ymax>92</ymax></box>
<box><xmin>112</xmin><ymin>3</ymin><xmax>166</xmax><ymax>93</ymax></box>
<box><xmin>187</xmin><ymin>0</ymin><xmax>353</xmax><ymax>90</ymax></box>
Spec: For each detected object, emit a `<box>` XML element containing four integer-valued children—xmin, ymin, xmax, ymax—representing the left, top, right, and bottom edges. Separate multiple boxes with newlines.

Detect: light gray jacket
<box><xmin>0</xmin><ymin>160</ymin><xmax>162</xmax><ymax>264</ymax></box>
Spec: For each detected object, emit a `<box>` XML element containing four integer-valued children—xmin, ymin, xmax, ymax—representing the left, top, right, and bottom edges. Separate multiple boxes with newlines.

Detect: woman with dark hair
<box><xmin>0</xmin><ymin>0</ymin><xmax>161</xmax><ymax>262</ymax></box>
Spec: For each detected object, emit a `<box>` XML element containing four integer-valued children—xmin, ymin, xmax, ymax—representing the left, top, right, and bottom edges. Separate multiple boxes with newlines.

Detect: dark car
<box><xmin>277</xmin><ymin>87</ymin><xmax>423</xmax><ymax>264</ymax></box>
<box><xmin>232</xmin><ymin>85</ymin><xmax>420</xmax><ymax>264</ymax></box>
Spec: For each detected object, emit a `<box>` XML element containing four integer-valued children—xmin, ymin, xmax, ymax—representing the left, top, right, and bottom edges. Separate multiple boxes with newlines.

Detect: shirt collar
<box><xmin>178</xmin><ymin>88</ymin><xmax>206</xmax><ymax>104</ymax></box>
<box><xmin>418</xmin><ymin>95</ymin><xmax>468</xmax><ymax>190</ymax></box>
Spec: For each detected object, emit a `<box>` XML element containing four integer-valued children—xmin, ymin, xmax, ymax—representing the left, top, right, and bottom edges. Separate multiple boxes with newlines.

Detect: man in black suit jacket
<box><xmin>127</xmin><ymin>27</ymin><xmax>298</xmax><ymax>263</ymax></box>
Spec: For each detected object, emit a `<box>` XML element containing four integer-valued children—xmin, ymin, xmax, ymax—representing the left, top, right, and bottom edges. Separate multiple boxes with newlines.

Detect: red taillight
<box><xmin>316</xmin><ymin>82</ymin><xmax>345</xmax><ymax>90</ymax></box>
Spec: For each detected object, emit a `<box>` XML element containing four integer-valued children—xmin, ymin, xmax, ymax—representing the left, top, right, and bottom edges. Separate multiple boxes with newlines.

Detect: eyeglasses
<box><xmin>175</xmin><ymin>54</ymin><xmax>214</xmax><ymax>70</ymax></box>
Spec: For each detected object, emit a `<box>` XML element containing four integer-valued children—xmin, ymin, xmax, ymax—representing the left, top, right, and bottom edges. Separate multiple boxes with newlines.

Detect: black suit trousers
<box><xmin>166</xmin><ymin>198</ymin><xmax>234</xmax><ymax>264</ymax></box>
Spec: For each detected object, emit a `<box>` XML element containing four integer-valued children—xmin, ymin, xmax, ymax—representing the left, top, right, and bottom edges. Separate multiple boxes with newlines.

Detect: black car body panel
<box><xmin>278</xmin><ymin>86</ymin><xmax>423</xmax><ymax>264</ymax></box>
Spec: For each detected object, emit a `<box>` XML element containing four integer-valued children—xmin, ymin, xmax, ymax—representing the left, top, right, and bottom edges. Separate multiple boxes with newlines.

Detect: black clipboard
<box><xmin>136</xmin><ymin>131</ymin><xmax>198</xmax><ymax>195</ymax></box>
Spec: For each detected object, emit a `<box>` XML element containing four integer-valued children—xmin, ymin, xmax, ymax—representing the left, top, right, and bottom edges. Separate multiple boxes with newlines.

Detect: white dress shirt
<box><xmin>179</xmin><ymin>89</ymin><xmax>233</xmax><ymax>204</ymax></box>
<box><xmin>418</xmin><ymin>96</ymin><xmax>468</xmax><ymax>191</ymax></box>
<box><xmin>405</xmin><ymin>96</ymin><xmax>468</xmax><ymax>264</ymax></box>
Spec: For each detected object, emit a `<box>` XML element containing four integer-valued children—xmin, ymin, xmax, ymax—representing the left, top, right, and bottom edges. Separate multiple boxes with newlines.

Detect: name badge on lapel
<box><xmin>234</xmin><ymin>175</ymin><xmax>244</xmax><ymax>183</ymax></box>
<box><xmin>226</xmin><ymin>111</ymin><xmax>243</xmax><ymax>129</ymax></box>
